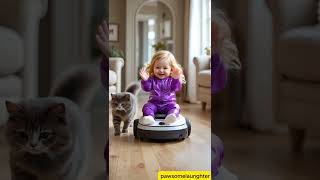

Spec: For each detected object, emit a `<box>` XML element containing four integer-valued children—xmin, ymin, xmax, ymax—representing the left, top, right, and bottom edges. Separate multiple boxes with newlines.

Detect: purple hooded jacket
<box><xmin>141</xmin><ymin>76</ymin><xmax>181</xmax><ymax>116</ymax></box>
<box><xmin>141</xmin><ymin>76</ymin><xmax>182</xmax><ymax>103</ymax></box>
<box><xmin>212</xmin><ymin>53</ymin><xmax>227</xmax><ymax>94</ymax></box>
<box><xmin>100</xmin><ymin>56</ymin><xmax>108</xmax><ymax>89</ymax></box>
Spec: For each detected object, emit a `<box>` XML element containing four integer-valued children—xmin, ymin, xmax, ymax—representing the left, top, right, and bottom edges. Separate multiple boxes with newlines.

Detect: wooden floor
<box><xmin>214</xmin><ymin>126</ymin><xmax>320</xmax><ymax>180</ymax></box>
<box><xmin>109</xmin><ymin>95</ymin><xmax>211</xmax><ymax>180</ymax></box>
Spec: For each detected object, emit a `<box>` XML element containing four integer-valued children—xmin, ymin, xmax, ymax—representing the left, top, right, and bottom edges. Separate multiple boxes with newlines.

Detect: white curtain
<box><xmin>184</xmin><ymin>0</ymin><xmax>210</xmax><ymax>103</ymax></box>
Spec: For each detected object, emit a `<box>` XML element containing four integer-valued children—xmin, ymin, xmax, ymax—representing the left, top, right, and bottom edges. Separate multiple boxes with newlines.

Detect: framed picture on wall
<box><xmin>163</xmin><ymin>20</ymin><xmax>171</xmax><ymax>38</ymax></box>
<box><xmin>109</xmin><ymin>23</ymin><xmax>119</xmax><ymax>42</ymax></box>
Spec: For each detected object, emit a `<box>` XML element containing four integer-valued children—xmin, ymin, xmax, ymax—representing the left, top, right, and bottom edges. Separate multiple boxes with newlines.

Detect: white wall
<box><xmin>51</xmin><ymin>0</ymin><xmax>91</xmax><ymax>81</ymax></box>
<box><xmin>109</xmin><ymin>0</ymin><xmax>126</xmax><ymax>54</ymax></box>
<box><xmin>109</xmin><ymin>0</ymin><xmax>126</xmax><ymax>90</ymax></box>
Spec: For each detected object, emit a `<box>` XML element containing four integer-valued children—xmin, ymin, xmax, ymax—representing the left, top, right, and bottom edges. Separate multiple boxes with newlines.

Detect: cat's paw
<box><xmin>164</xmin><ymin>114</ymin><xmax>177</xmax><ymax>124</ymax></box>
<box><xmin>122</xmin><ymin>129</ymin><xmax>128</xmax><ymax>133</ymax></box>
<box><xmin>114</xmin><ymin>131</ymin><xmax>121</xmax><ymax>136</ymax></box>
<box><xmin>140</xmin><ymin>116</ymin><xmax>155</xmax><ymax>125</ymax></box>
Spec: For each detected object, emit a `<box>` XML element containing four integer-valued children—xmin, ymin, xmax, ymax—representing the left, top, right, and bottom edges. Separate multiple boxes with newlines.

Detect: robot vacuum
<box><xmin>133</xmin><ymin>114</ymin><xmax>191</xmax><ymax>141</ymax></box>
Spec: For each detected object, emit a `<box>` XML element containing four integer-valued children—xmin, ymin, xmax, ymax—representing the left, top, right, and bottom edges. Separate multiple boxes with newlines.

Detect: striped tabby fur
<box><xmin>4</xmin><ymin>66</ymin><xmax>99</xmax><ymax>180</ymax></box>
<box><xmin>110</xmin><ymin>82</ymin><xmax>140</xmax><ymax>136</ymax></box>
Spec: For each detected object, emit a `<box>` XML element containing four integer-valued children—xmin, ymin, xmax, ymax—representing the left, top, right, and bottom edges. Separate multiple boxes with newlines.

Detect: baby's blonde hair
<box><xmin>145</xmin><ymin>50</ymin><xmax>186</xmax><ymax>84</ymax></box>
<box><xmin>213</xmin><ymin>6</ymin><xmax>241</xmax><ymax>70</ymax></box>
<box><xmin>213</xmin><ymin>6</ymin><xmax>231</xmax><ymax>40</ymax></box>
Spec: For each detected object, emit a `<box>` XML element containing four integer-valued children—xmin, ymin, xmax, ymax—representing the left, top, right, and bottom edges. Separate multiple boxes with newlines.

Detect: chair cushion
<box><xmin>198</xmin><ymin>86</ymin><xmax>211</xmax><ymax>104</ymax></box>
<box><xmin>280</xmin><ymin>78</ymin><xmax>320</xmax><ymax>103</ymax></box>
<box><xmin>109</xmin><ymin>70</ymin><xmax>117</xmax><ymax>85</ymax></box>
<box><xmin>279</xmin><ymin>99</ymin><xmax>320</xmax><ymax>128</ymax></box>
<box><xmin>278</xmin><ymin>76</ymin><xmax>320</xmax><ymax>128</ymax></box>
<box><xmin>279</xmin><ymin>78</ymin><xmax>320</xmax><ymax>126</ymax></box>
<box><xmin>198</xmin><ymin>70</ymin><xmax>211</xmax><ymax>88</ymax></box>
<box><xmin>0</xmin><ymin>75</ymin><xmax>22</xmax><ymax>96</ymax></box>
<box><xmin>0</xmin><ymin>26</ymin><xmax>24</xmax><ymax>76</ymax></box>
<box><xmin>278</xmin><ymin>25</ymin><xmax>320</xmax><ymax>81</ymax></box>
<box><xmin>109</xmin><ymin>85</ymin><xmax>116</xmax><ymax>93</ymax></box>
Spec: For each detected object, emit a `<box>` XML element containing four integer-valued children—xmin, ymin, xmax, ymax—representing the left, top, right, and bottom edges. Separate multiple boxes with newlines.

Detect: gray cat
<box><xmin>110</xmin><ymin>82</ymin><xmax>140</xmax><ymax>136</ymax></box>
<box><xmin>4</xmin><ymin>66</ymin><xmax>99</xmax><ymax>180</ymax></box>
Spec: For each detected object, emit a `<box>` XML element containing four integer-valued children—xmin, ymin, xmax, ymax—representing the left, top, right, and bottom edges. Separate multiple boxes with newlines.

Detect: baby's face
<box><xmin>153</xmin><ymin>59</ymin><xmax>172</xmax><ymax>79</ymax></box>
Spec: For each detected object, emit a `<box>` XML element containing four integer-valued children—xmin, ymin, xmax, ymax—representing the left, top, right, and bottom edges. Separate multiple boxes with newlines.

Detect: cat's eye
<box><xmin>40</xmin><ymin>132</ymin><xmax>52</xmax><ymax>140</ymax></box>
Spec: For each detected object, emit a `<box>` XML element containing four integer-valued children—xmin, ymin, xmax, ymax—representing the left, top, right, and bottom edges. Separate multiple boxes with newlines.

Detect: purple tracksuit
<box><xmin>212</xmin><ymin>53</ymin><xmax>227</xmax><ymax>94</ymax></box>
<box><xmin>141</xmin><ymin>76</ymin><xmax>182</xmax><ymax>117</ymax></box>
<box><xmin>100</xmin><ymin>55</ymin><xmax>108</xmax><ymax>88</ymax></box>
<box><xmin>99</xmin><ymin>55</ymin><xmax>108</xmax><ymax>177</ymax></box>
<box><xmin>211</xmin><ymin>53</ymin><xmax>226</xmax><ymax>177</ymax></box>
<box><xmin>212</xmin><ymin>134</ymin><xmax>224</xmax><ymax>177</ymax></box>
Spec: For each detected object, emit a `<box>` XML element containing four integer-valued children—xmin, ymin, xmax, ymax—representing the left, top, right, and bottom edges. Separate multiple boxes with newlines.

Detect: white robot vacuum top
<box><xmin>133</xmin><ymin>114</ymin><xmax>191</xmax><ymax>141</ymax></box>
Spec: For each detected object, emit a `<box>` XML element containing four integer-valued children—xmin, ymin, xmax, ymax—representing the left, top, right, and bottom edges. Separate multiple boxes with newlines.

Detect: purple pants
<box><xmin>142</xmin><ymin>101</ymin><xmax>180</xmax><ymax>117</ymax></box>
<box><xmin>212</xmin><ymin>134</ymin><xmax>224</xmax><ymax>176</ymax></box>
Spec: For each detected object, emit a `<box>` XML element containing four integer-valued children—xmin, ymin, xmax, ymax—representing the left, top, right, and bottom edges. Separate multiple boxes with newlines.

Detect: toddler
<box><xmin>139</xmin><ymin>50</ymin><xmax>186</xmax><ymax>125</ymax></box>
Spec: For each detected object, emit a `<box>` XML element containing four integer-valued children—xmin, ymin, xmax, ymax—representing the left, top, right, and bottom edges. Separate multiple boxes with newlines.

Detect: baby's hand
<box><xmin>213</xmin><ymin>21</ymin><xmax>225</xmax><ymax>54</ymax></box>
<box><xmin>171</xmin><ymin>67</ymin><xmax>182</xmax><ymax>79</ymax></box>
<box><xmin>96</xmin><ymin>20</ymin><xmax>108</xmax><ymax>56</ymax></box>
<box><xmin>139</xmin><ymin>67</ymin><xmax>149</xmax><ymax>81</ymax></box>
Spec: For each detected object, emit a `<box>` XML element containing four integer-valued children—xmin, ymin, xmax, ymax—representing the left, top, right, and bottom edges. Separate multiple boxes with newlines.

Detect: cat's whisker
<box><xmin>12</xmin><ymin>147</ymin><xmax>24</xmax><ymax>154</ymax></box>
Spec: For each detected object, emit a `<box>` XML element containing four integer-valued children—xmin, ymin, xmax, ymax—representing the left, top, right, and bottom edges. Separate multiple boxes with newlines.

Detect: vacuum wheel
<box><xmin>186</xmin><ymin>118</ymin><xmax>191</xmax><ymax>137</ymax></box>
<box><xmin>133</xmin><ymin>119</ymin><xmax>139</xmax><ymax>138</ymax></box>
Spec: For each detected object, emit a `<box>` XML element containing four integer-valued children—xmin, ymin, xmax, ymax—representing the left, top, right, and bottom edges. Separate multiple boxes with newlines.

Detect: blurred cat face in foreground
<box><xmin>5</xmin><ymin>101</ymin><xmax>71</xmax><ymax>155</ymax></box>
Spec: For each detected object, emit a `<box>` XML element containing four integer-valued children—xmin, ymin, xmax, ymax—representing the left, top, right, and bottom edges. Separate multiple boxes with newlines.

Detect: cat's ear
<box><xmin>125</xmin><ymin>94</ymin><xmax>130</xmax><ymax>101</ymax></box>
<box><xmin>47</xmin><ymin>103</ymin><xmax>66</xmax><ymax>124</ymax></box>
<box><xmin>111</xmin><ymin>93</ymin><xmax>116</xmax><ymax>99</ymax></box>
<box><xmin>48</xmin><ymin>103</ymin><xmax>65</xmax><ymax>114</ymax></box>
<box><xmin>5</xmin><ymin>101</ymin><xmax>22</xmax><ymax>114</ymax></box>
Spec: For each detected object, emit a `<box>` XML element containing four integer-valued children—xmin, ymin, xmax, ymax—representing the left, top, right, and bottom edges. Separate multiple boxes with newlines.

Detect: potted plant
<box><xmin>152</xmin><ymin>41</ymin><xmax>167</xmax><ymax>51</ymax></box>
<box><xmin>204</xmin><ymin>47</ymin><xmax>211</xmax><ymax>56</ymax></box>
<box><xmin>108</xmin><ymin>45</ymin><xmax>125</xmax><ymax>59</ymax></box>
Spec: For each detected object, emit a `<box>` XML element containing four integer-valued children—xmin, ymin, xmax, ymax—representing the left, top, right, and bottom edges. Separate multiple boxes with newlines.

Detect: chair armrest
<box><xmin>193</xmin><ymin>56</ymin><xmax>210</xmax><ymax>89</ymax></box>
<box><xmin>193</xmin><ymin>56</ymin><xmax>211</xmax><ymax>73</ymax></box>
<box><xmin>0</xmin><ymin>0</ymin><xmax>48</xmax><ymax>98</ymax></box>
<box><xmin>267</xmin><ymin>0</ymin><xmax>317</xmax><ymax>35</ymax></box>
<box><xmin>109</xmin><ymin>57</ymin><xmax>124</xmax><ymax>92</ymax></box>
